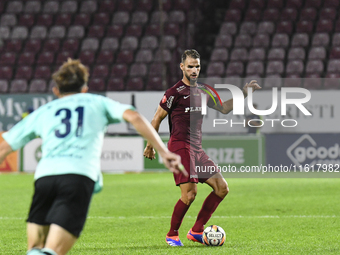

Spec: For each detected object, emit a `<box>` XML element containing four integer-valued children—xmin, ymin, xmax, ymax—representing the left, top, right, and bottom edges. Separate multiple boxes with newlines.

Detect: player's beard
<box><xmin>185</xmin><ymin>72</ymin><xmax>198</xmax><ymax>86</ymax></box>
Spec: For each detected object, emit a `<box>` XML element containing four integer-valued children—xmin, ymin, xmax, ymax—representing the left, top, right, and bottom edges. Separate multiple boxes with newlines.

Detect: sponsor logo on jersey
<box><xmin>167</xmin><ymin>96</ymin><xmax>174</xmax><ymax>109</ymax></box>
<box><xmin>176</xmin><ymin>85</ymin><xmax>186</xmax><ymax>92</ymax></box>
<box><xmin>185</xmin><ymin>106</ymin><xmax>202</xmax><ymax>113</ymax></box>
<box><xmin>161</xmin><ymin>95</ymin><xmax>167</xmax><ymax>104</ymax></box>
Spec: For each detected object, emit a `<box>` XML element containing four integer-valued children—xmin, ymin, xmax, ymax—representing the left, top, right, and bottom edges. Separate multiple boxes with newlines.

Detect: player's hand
<box><xmin>160</xmin><ymin>151</ymin><xmax>188</xmax><ymax>177</ymax></box>
<box><xmin>143</xmin><ymin>145</ymin><xmax>156</xmax><ymax>160</ymax></box>
<box><xmin>243</xmin><ymin>80</ymin><xmax>261</xmax><ymax>97</ymax></box>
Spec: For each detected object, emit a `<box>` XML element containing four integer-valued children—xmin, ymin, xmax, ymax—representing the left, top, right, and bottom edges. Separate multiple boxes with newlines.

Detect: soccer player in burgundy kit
<box><xmin>144</xmin><ymin>49</ymin><xmax>261</xmax><ymax>246</ymax></box>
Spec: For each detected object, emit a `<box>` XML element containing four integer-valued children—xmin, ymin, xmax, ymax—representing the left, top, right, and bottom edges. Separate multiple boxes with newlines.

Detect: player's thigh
<box><xmin>179</xmin><ymin>182</ymin><xmax>197</xmax><ymax>196</ymax></box>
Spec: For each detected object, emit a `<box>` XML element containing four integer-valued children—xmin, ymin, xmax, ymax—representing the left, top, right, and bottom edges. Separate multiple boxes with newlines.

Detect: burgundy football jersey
<box><xmin>159</xmin><ymin>80</ymin><xmax>215</xmax><ymax>150</ymax></box>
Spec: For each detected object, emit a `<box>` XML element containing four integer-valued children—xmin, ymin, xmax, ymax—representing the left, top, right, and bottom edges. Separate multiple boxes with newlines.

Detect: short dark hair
<box><xmin>181</xmin><ymin>49</ymin><xmax>200</xmax><ymax>63</ymax></box>
<box><xmin>52</xmin><ymin>58</ymin><xmax>89</xmax><ymax>94</ymax></box>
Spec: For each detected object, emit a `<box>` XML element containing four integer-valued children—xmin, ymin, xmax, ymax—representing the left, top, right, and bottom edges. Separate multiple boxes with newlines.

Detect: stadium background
<box><xmin>0</xmin><ymin>0</ymin><xmax>339</xmax><ymax>173</ymax></box>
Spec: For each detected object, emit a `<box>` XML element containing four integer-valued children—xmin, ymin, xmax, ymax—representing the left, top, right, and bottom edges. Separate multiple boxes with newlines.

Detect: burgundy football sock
<box><xmin>167</xmin><ymin>199</ymin><xmax>190</xmax><ymax>236</ymax></box>
<box><xmin>192</xmin><ymin>192</ymin><xmax>223</xmax><ymax>233</ymax></box>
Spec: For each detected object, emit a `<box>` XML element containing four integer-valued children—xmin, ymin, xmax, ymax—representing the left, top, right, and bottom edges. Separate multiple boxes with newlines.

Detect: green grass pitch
<box><xmin>0</xmin><ymin>172</ymin><xmax>340</xmax><ymax>254</ymax></box>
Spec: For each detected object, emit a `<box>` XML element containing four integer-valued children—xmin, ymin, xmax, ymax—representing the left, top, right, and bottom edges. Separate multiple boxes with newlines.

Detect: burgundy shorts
<box><xmin>168</xmin><ymin>142</ymin><xmax>219</xmax><ymax>186</ymax></box>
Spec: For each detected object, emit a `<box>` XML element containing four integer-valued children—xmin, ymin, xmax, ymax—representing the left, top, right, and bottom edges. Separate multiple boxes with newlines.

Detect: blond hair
<box><xmin>52</xmin><ymin>58</ymin><xmax>89</xmax><ymax>93</ymax></box>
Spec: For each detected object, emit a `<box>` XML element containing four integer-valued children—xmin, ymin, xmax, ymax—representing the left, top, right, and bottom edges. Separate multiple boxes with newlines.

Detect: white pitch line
<box><xmin>87</xmin><ymin>215</ymin><xmax>338</xmax><ymax>219</ymax></box>
<box><xmin>0</xmin><ymin>217</ymin><xmax>26</xmax><ymax>220</ymax></box>
<box><xmin>0</xmin><ymin>215</ymin><xmax>338</xmax><ymax>220</ymax></box>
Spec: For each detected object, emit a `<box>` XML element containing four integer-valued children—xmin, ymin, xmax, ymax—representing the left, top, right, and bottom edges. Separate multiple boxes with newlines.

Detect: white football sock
<box><xmin>41</xmin><ymin>248</ymin><xmax>58</xmax><ymax>255</ymax></box>
<box><xmin>26</xmin><ymin>248</ymin><xmax>43</xmax><ymax>255</ymax></box>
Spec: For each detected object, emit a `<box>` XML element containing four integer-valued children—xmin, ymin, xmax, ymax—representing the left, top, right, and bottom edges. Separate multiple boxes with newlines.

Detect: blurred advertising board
<box><xmin>21</xmin><ymin>137</ymin><xmax>144</xmax><ymax>173</ymax></box>
<box><xmin>0</xmin><ymin>132</ymin><xmax>18</xmax><ymax>172</ymax></box>
<box><xmin>265</xmin><ymin>133</ymin><xmax>340</xmax><ymax>167</ymax></box>
<box><xmin>144</xmin><ymin>136</ymin><xmax>265</xmax><ymax>170</ymax></box>
<box><xmin>0</xmin><ymin>94</ymin><xmax>55</xmax><ymax>131</ymax></box>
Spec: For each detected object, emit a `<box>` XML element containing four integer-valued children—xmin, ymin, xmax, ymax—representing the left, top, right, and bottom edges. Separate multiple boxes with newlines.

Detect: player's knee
<box><xmin>187</xmin><ymin>190</ymin><xmax>197</xmax><ymax>203</ymax></box>
<box><xmin>222</xmin><ymin>184</ymin><xmax>229</xmax><ymax>197</ymax></box>
<box><xmin>216</xmin><ymin>183</ymin><xmax>229</xmax><ymax>198</ymax></box>
<box><xmin>182</xmin><ymin>190</ymin><xmax>197</xmax><ymax>205</ymax></box>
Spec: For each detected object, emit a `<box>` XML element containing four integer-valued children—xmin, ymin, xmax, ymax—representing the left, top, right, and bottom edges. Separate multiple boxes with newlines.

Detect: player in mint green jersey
<box><xmin>0</xmin><ymin>59</ymin><xmax>186</xmax><ymax>255</ymax></box>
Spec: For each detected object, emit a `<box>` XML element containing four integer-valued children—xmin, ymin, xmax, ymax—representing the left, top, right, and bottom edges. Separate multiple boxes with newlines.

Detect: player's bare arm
<box><xmin>143</xmin><ymin>106</ymin><xmax>168</xmax><ymax>160</ymax></box>
<box><xmin>211</xmin><ymin>80</ymin><xmax>261</xmax><ymax>114</ymax></box>
<box><xmin>123</xmin><ymin>109</ymin><xmax>186</xmax><ymax>175</ymax></box>
<box><xmin>0</xmin><ymin>140</ymin><xmax>13</xmax><ymax>164</ymax></box>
